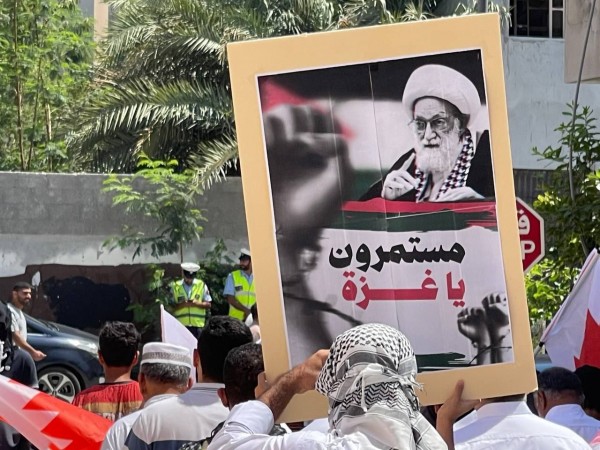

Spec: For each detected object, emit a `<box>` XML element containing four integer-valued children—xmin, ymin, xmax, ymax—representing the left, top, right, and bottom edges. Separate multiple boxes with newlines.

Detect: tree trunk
<box><xmin>11</xmin><ymin>0</ymin><xmax>25</xmax><ymax>170</ymax></box>
<box><xmin>45</xmin><ymin>102</ymin><xmax>53</xmax><ymax>171</ymax></box>
<box><xmin>28</xmin><ymin>59</ymin><xmax>44</xmax><ymax>170</ymax></box>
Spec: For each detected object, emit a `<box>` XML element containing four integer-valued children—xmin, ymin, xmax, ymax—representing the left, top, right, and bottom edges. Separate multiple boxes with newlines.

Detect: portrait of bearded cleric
<box><xmin>361</xmin><ymin>64</ymin><xmax>494</xmax><ymax>202</ymax></box>
<box><xmin>257</xmin><ymin>49</ymin><xmax>511</xmax><ymax>368</ymax></box>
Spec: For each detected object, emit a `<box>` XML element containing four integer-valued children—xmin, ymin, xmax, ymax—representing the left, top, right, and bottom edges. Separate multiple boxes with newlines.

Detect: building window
<box><xmin>510</xmin><ymin>0</ymin><xmax>564</xmax><ymax>38</ymax></box>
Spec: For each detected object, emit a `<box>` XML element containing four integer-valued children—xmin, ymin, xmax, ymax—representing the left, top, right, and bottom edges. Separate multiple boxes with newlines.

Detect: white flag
<box><xmin>541</xmin><ymin>249</ymin><xmax>600</xmax><ymax>370</ymax></box>
<box><xmin>160</xmin><ymin>305</ymin><xmax>198</xmax><ymax>380</ymax></box>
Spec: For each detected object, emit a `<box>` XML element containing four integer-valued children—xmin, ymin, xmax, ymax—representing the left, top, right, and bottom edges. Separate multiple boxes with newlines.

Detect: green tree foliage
<box><xmin>0</xmin><ymin>0</ymin><xmax>93</xmax><ymax>171</ymax></box>
<box><xmin>526</xmin><ymin>259</ymin><xmax>578</xmax><ymax>325</ymax></box>
<box><xmin>526</xmin><ymin>105</ymin><xmax>600</xmax><ymax>324</ymax></box>
<box><xmin>102</xmin><ymin>153</ymin><xmax>206</xmax><ymax>260</ymax></box>
<box><xmin>69</xmin><ymin>0</ymin><xmax>506</xmax><ymax>180</ymax></box>
<box><xmin>103</xmin><ymin>153</ymin><xmax>217</xmax><ymax>334</ymax></box>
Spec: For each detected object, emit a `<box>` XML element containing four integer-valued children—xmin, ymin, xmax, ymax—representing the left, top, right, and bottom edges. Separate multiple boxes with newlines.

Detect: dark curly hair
<box><xmin>99</xmin><ymin>321</ymin><xmax>141</xmax><ymax>367</ymax></box>
<box><xmin>223</xmin><ymin>343</ymin><xmax>263</xmax><ymax>406</ymax></box>
<box><xmin>198</xmin><ymin>316</ymin><xmax>252</xmax><ymax>382</ymax></box>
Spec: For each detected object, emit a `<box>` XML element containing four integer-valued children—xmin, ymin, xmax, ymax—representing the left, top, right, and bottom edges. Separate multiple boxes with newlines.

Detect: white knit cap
<box><xmin>181</xmin><ymin>262</ymin><xmax>200</xmax><ymax>273</ymax></box>
<box><xmin>141</xmin><ymin>342</ymin><xmax>193</xmax><ymax>369</ymax></box>
<box><xmin>402</xmin><ymin>64</ymin><xmax>481</xmax><ymax>127</ymax></box>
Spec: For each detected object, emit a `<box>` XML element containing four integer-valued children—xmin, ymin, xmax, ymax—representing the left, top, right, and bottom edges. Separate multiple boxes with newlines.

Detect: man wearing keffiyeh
<box><xmin>361</xmin><ymin>64</ymin><xmax>495</xmax><ymax>203</ymax></box>
<box><xmin>208</xmin><ymin>323</ymin><xmax>450</xmax><ymax>449</ymax></box>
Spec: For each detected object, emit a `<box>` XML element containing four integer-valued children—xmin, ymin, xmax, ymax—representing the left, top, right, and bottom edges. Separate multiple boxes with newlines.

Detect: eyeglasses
<box><xmin>409</xmin><ymin>117</ymin><xmax>453</xmax><ymax>135</ymax></box>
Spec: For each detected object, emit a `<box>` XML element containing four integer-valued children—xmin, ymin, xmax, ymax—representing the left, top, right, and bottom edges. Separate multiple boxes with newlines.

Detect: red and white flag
<box><xmin>0</xmin><ymin>374</ymin><xmax>111</xmax><ymax>449</ymax></box>
<box><xmin>541</xmin><ymin>249</ymin><xmax>600</xmax><ymax>370</ymax></box>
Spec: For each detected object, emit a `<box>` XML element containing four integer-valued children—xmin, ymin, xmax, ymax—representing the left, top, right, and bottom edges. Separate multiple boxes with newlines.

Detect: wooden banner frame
<box><xmin>228</xmin><ymin>13</ymin><xmax>536</xmax><ymax>422</ymax></box>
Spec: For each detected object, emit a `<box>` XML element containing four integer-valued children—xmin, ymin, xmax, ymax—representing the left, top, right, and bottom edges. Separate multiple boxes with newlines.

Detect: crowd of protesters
<box><xmin>2</xmin><ymin>248</ymin><xmax>600</xmax><ymax>449</ymax></box>
<box><xmin>76</xmin><ymin>318</ymin><xmax>600</xmax><ymax>450</ymax></box>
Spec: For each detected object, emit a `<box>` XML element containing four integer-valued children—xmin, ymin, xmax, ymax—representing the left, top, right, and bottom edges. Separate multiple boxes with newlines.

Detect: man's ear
<box><xmin>535</xmin><ymin>390</ymin><xmax>547</xmax><ymax>416</ymax></box>
<box><xmin>194</xmin><ymin>349</ymin><xmax>203</xmax><ymax>382</ymax></box>
<box><xmin>455</xmin><ymin>117</ymin><xmax>467</xmax><ymax>138</ymax></box>
<box><xmin>255</xmin><ymin>372</ymin><xmax>269</xmax><ymax>398</ymax></box>
<box><xmin>193</xmin><ymin>349</ymin><xmax>200</xmax><ymax>369</ymax></box>
<box><xmin>139</xmin><ymin>373</ymin><xmax>147</xmax><ymax>394</ymax></box>
<box><xmin>131</xmin><ymin>350</ymin><xmax>139</xmax><ymax>366</ymax></box>
<box><xmin>217</xmin><ymin>387</ymin><xmax>229</xmax><ymax>409</ymax></box>
<box><xmin>98</xmin><ymin>351</ymin><xmax>105</xmax><ymax>365</ymax></box>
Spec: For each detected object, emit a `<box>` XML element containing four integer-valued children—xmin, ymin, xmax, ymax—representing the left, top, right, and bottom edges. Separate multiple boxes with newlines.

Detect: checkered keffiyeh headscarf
<box><xmin>315</xmin><ymin>324</ymin><xmax>447</xmax><ymax>450</ymax></box>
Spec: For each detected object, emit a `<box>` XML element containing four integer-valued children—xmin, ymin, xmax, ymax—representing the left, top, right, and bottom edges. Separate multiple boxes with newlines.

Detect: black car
<box><xmin>26</xmin><ymin>314</ymin><xmax>104</xmax><ymax>402</ymax></box>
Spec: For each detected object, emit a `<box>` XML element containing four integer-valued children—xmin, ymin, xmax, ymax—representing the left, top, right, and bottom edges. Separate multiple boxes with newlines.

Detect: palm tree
<box><xmin>69</xmin><ymin>0</ymin><xmax>503</xmax><ymax>182</ymax></box>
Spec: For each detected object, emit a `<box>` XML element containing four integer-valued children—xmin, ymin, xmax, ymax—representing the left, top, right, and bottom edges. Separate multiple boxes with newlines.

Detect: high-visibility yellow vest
<box><xmin>171</xmin><ymin>279</ymin><xmax>208</xmax><ymax>327</ymax></box>
<box><xmin>228</xmin><ymin>270</ymin><xmax>255</xmax><ymax>320</ymax></box>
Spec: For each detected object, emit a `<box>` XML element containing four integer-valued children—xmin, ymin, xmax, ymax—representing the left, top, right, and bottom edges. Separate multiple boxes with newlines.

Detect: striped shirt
<box><xmin>72</xmin><ymin>380</ymin><xmax>143</xmax><ymax>422</ymax></box>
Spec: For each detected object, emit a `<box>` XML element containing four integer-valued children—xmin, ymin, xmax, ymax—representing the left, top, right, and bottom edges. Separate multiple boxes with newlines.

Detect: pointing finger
<box><xmin>399</xmin><ymin>152</ymin><xmax>416</xmax><ymax>172</ymax></box>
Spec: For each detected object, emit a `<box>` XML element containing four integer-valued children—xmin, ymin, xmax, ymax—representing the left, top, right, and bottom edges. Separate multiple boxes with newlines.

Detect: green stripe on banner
<box><xmin>332</xmin><ymin>171</ymin><xmax>499</xmax><ymax>232</ymax></box>
<box><xmin>416</xmin><ymin>353</ymin><xmax>476</xmax><ymax>371</ymax></box>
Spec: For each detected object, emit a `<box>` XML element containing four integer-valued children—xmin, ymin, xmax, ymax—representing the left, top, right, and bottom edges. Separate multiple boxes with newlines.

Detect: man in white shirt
<box><xmin>102</xmin><ymin>342</ymin><xmax>194</xmax><ymax>450</ymax></box>
<box><xmin>124</xmin><ymin>316</ymin><xmax>253</xmax><ymax>450</ymax></box>
<box><xmin>444</xmin><ymin>392</ymin><xmax>591</xmax><ymax>450</ymax></box>
<box><xmin>181</xmin><ymin>343</ymin><xmax>291</xmax><ymax>449</ymax></box>
<box><xmin>0</xmin><ymin>299</ymin><xmax>38</xmax><ymax>450</ymax></box>
<box><xmin>209</xmin><ymin>323</ymin><xmax>447</xmax><ymax>450</ymax></box>
<box><xmin>536</xmin><ymin>366</ymin><xmax>600</xmax><ymax>442</ymax></box>
<box><xmin>7</xmin><ymin>282</ymin><xmax>45</xmax><ymax>361</ymax></box>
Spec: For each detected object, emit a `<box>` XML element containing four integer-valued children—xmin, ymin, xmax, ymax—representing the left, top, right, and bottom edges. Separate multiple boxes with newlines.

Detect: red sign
<box><xmin>516</xmin><ymin>198</ymin><xmax>545</xmax><ymax>273</ymax></box>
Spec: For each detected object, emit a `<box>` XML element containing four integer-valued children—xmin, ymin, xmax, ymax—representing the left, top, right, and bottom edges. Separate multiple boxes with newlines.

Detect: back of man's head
<box><xmin>223</xmin><ymin>343</ymin><xmax>263</xmax><ymax>408</ymax></box>
<box><xmin>139</xmin><ymin>343</ymin><xmax>192</xmax><ymax>399</ymax></box>
<box><xmin>539</xmin><ymin>367</ymin><xmax>584</xmax><ymax>396</ymax></box>
<box><xmin>99</xmin><ymin>321</ymin><xmax>141</xmax><ymax>367</ymax></box>
<box><xmin>198</xmin><ymin>316</ymin><xmax>253</xmax><ymax>383</ymax></box>
<box><xmin>537</xmin><ymin>367</ymin><xmax>584</xmax><ymax>416</ymax></box>
<box><xmin>141</xmin><ymin>362</ymin><xmax>190</xmax><ymax>388</ymax></box>
<box><xmin>575</xmin><ymin>365</ymin><xmax>600</xmax><ymax>419</ymax></box>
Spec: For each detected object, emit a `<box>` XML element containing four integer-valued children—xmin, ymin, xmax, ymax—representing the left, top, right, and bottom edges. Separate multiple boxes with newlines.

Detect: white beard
<box><xmin>416</xmin><ymin>139</ymin><xmax>462</xmax><ymax>176</ymax></box>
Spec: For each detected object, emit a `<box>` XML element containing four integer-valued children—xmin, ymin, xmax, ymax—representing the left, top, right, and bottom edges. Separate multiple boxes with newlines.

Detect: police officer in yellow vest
<box><xmin>170</xmin><ymin>262</ymin><xmax>212</xmax><ymax>337</ymax></box>
<box><xmin>223</xmin><ymin>249</ymin><xmax>255</xmax><ymax>321</ymax></box>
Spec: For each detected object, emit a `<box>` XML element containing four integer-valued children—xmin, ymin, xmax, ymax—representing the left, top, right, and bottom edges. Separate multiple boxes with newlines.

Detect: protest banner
<box><xmin>228</xmin><ymin>13</ymin><xmax>536</xmax><ymax>421</ymax></box>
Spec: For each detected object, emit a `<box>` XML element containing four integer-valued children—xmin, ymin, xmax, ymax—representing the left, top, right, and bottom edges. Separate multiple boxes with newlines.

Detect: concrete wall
<box><xmin>0</xmin><ymin>172</ymin><xmax>249</xmax><ymax>278</ymax></box>
<box><xmin>79</xmin><ymin>0</ymin><xmax>109</xmax><ymax>39</ymax></box>
<box><xmin>504</xmin><ymin>37</ymin><xmax>600</xmax><ymax>169</ymax></box>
